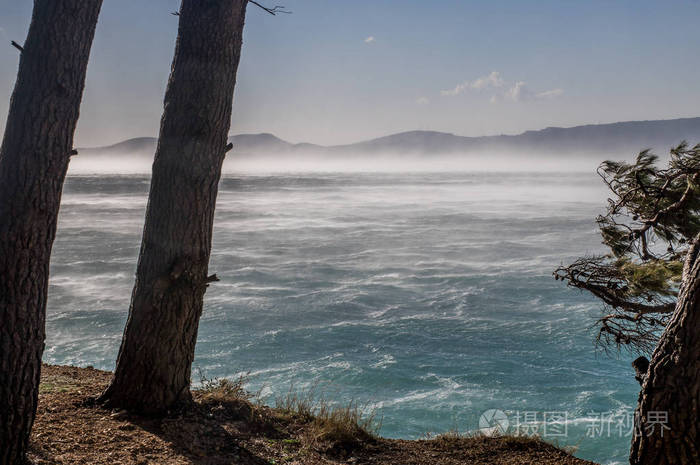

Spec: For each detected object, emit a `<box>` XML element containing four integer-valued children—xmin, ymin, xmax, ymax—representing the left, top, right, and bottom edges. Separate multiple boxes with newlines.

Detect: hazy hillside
<box><xmin>81</xmin><ymin>133</ymin><xmax>307</xmax><ymax>157</ymax></box>
<box><xmin>331</xmin><ymin>117</ymin><xmax>700</xmax><ymax>156</ymax></box>
<box><xmin>80</xmin><ymin>117</ymin><xmax>700</xmax><ymax>160</ymax></box>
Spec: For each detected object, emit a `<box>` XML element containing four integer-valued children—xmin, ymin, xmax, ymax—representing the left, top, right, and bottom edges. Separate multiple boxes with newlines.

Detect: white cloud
<box><xmin>364</xmin><ymin>36</ymin><xmax>375</xmax><ymax>43</ymax></box>
<box><xmin>471</xmin><ymin>71</ymin><xmax>504</xmax><ymax>90</ymax></box>
<box><xmin>504</xmin><ymin>81</ymin><xmax>528</xmax><ymax>102</ymax></box>
<box><xmin>416</xmin><ymin>97</ymin><xmax>430</xmax><ymax>105</ymax></box>
<box><xmin>502</xmin><ymin>82</ymin><xmax>564</xmax><ymax>102</ymax></box>
<box><xmin>441</xmin><ymin>71</ymin><xmax>563</xmax><ymax>104</ymax></box>
<box><xmin>535</xmin><ymin>88</ymin><xmax>564</xmax><ymax>99</ymax></box>
<box><xmin>441</xmin><ymin>71</ymin><xmax>504</xmax><ymax>96</ymax></box>
<box><xmin>440</xmin><ymin>83</ymin><xmax>468</xmax><ymax>97</ymax></box>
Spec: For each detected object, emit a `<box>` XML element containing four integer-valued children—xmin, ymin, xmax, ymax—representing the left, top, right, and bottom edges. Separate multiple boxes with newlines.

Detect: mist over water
<box><xmin>68</xmin><ymin>151</ymin><xmax>607</xmax><ymax>175</ymax></box>
<box><xmin>48</xmin><ymin>167</ymin><xmax>636</xmax><ymax>464</ymax></box>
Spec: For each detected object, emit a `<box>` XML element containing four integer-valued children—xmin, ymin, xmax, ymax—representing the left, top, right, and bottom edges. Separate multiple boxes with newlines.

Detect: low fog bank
<box><xmin>67</xmin><ymin>150</ymin><xmax>636</xmax><ymax>175</ymax></box>
<box><xmin>71</xmin><ymin>118</ymin><xmax>699</xmax><ymax>174</ymax></box>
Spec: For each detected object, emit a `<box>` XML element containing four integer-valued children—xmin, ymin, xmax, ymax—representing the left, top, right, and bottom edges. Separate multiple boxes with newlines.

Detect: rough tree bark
<box><xmin>630</xmin><ymin>236</ymin><xmax>700</xmax><ymax>464</ymax></box>
<box><xmin>0</xmin><ymin>1</ymin><xmax>102</xmax><ymax>463</ymax></box>
<box><xmin>99</xmin><ymin>0</ymin><xmax>248</xmax><ymax>413</ymax></box>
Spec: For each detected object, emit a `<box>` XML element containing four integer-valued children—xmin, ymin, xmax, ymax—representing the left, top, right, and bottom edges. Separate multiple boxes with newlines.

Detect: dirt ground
<box><xmin>29</xmin><ymin>365</ymin><xmax>598</xmax><ymax>465</ymax></box>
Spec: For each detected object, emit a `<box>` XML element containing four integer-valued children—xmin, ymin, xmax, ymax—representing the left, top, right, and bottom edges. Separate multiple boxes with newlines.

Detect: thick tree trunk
<box><xmin>99</xmin><ymin>0</ymin><xmax>248</xmax><ymax>414</ymax></box>
<box><xmin>0</xmin><ymin>1</ymin><xmax>102</xmax><ymax>463</ymax></box>
<box><xmin>630</xmin><ymin>239</ymin><xmax>700</xmax><ymax>464</ymax></box>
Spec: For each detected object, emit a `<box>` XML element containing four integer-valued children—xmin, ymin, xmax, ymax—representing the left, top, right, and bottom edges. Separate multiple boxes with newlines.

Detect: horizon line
<box><xmin>84</xmin><ymin>114</ymin><xmax>700</xmax><ymax>150</ymax></box>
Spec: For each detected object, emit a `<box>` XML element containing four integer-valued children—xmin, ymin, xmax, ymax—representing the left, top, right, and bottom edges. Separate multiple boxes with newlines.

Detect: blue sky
<box><xmin>1</xmin><ymin>0</ymin><xmax>700</xmax><ymax>146</ymax></box>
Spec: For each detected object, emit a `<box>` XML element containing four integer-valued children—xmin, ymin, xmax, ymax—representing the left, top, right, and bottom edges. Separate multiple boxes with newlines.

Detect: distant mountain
<box><xmin>82</xmin><ymin>133</ymin><xmax>299</xmax><ymax>155</ymax></box>
<box><xmin>81</xmin><ymin>117</ymin><xmax>700</xmax><ymax>159</ymax></box>
<box><xmin>81</xmin><ymin>132</ymin><xmax>323</xmax><ymax>157</ymax></box>
<box><xmin>86</xmin><ymin>136</ymin><xmax>157</xmax><ymax>155</ymax></box>
<box><xmin>332</xmin><ymin>117</ymin><xmax>700</xmax><ymax>156</ymax></box>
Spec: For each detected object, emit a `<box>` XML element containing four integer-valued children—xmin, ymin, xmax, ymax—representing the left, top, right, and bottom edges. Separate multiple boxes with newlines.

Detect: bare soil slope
<box><xmin>29</xmin><ymin>365</ymin><xmax>598</xmax><ymax>465</ymax></box>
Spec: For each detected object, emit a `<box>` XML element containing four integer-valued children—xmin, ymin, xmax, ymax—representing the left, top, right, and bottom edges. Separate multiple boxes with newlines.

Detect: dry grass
<box><xmin>274</xmin><ymin>384</ymin><xmax>381</xmax><ymax>453</ymax></box>
<box><xmin>195</xmin><ymin>371</ymin><xmax>380</xmax><ymax>451</ymax></box>
<box><xmin>311</xmin><ymin>399</ymin><xmax>380</xmax><ymax>445</ymax></box>
<box><xmin>195</xmin><ymin>368</ymin><xmax>252</xmax><ymax>403</ymax></box>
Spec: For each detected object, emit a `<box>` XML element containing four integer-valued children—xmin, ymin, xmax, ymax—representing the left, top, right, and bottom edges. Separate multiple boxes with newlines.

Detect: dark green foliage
<box><xmin>555</xmin><ymin>142</ymin><xmax>700</xmax><ymax>353</ymax></box>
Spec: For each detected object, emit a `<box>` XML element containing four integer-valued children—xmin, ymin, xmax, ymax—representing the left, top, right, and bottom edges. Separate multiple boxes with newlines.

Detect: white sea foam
<box><xmin>45</xmin><ymin>172</ymin><xmax>633</xmax><ymax>463</ymax></box>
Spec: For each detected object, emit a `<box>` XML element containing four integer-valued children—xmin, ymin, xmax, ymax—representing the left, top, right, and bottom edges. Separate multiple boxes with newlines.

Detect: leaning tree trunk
<box><xmin>99</xmin><ymin>0</ymin><xmax>248</xmax><ymax>413</ymax></box>
<box><xmin>0</xmin><ymin>1</ymin><xmax>102</xmax><ymax>463</ymax></box>
<box><xmin>630</xmin><ymin>238</ymin><xmax>700</xmax><ymax>464</ymax></box>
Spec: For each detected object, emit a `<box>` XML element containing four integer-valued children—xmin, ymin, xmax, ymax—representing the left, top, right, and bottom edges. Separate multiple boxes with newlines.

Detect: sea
<box><xmin>45</xmin><ymin>169</ymin><xmax>639</xmax><ymax>464</ymax></box>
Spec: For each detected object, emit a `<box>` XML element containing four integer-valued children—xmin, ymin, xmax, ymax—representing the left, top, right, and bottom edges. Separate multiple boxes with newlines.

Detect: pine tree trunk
<box><xmin>99</xmin><ymin>0</ymin><xmax>248</xmax><ymax>414</ymax></box>
<box><xmin>630</xmin><ymin>239</ymin><xmax>700</xmax><ymax>464</ymax></box>
<box><xmin>0</xmin><ymin>1</ymin><xmax>102</xmax><ymax>463</ymax></box>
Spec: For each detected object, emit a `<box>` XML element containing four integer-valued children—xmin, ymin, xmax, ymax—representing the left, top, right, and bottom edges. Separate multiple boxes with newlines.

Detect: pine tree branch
<box><xmin>247</xmin><ymin>1</ymin><xmax>291</xmax><ymax>15</ymax></box>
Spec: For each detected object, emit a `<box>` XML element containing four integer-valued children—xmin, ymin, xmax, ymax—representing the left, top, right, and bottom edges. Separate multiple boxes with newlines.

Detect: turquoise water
<box><xmin>46</xmin><ymin>172</ymin><xmax>637</xmax><ymax>464</ymax></box>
